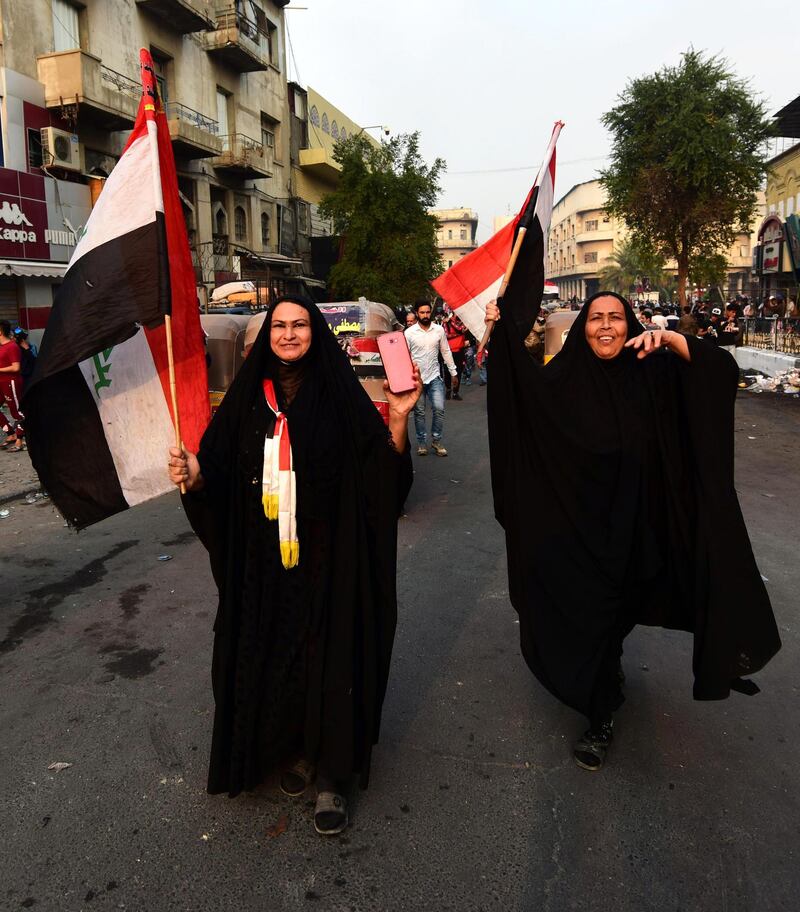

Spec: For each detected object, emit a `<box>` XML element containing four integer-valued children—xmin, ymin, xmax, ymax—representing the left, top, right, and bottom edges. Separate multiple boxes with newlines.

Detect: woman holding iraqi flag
<box><xmin>433</xmin><ymin>123</ymin><xmax>780</xmax><ymax>771</ymax></box>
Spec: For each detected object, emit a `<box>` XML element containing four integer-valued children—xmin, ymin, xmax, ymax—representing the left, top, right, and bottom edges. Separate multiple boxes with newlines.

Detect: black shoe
<box><xmin>452</xmin><ymin>392</ymin><xmax>462</xmax><ymax>401</ymax></box>
<box><xmin>573</xmin><ymin>720</ymin><xmax>613</xmax><ymax>771</ymax></box>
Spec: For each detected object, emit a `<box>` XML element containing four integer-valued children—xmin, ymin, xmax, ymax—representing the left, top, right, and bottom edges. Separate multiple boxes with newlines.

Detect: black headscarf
<box><xmin>184</xmin><ymin>296</ymin><xmax>412</xmax><ymax>795</ymax></box>
<box><xmin>488</xmin><ymin>289</ymin><xmax>780</xmax><ymax>718</ymax></box>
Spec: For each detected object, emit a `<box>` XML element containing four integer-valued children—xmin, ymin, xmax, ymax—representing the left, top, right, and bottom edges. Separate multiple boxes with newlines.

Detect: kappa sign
<box><xmin>0</xmin><ymin>167</ymin><xmax>50</xmax><ymax>260</ymax></box>
<box><xmin>0</xmin><ymin>200</ymin><xmax>37</xmax><ymax>243</ymax></box>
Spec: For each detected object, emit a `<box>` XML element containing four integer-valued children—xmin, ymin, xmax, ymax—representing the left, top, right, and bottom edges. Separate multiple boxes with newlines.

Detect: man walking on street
<box><xmin>0</xmin><ymin>321</ymin><xmax>25</xmax><ymax>451</ymax></box>
<box><xmin>405</xmin><ymin>300</ymin><xmax>458</xmax><ymax>456</ymax></box>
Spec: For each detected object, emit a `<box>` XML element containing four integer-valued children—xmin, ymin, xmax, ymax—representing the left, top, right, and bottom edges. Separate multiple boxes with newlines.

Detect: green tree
<box><xmin>318</xmin><ymin>132</ymin><xmax>445</xmax><ymax>308</ymax></box>
<box><xmin>600</xmin><ymin>49</ymin><xmax>772</xmax><ymax>307</ymax></box>
<box><xmin>599</xmin><ymin>236</ymin><xmax>666</xmax><ymax>295</ymax></box>
<box><xmin>688</xmin><ymin>251</ymin><xmax>729</xmax><ymax>292</ymax></box>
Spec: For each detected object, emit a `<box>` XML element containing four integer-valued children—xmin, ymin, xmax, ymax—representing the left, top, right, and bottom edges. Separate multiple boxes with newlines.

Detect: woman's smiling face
<box><xmin>270</xmin><ymin>302</ymin><xmax>313</xmax><ymax>362</ymax></box>
<box><xmin>584</xmin><ymin>295</ymin><xmax>629</xmax><ymax>359</ymax></box>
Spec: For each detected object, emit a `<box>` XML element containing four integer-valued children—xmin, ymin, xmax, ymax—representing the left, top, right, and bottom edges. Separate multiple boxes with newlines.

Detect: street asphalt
<box><xmin>1</xmin><ymin>381</ymin><xmax>798</xmax><ymax>912</ymax></box>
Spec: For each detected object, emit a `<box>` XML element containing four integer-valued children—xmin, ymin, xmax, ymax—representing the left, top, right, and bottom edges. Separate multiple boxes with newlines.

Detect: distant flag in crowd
<box><xmin>23</xmin><ymin>49</ymin><xmax>210</xmax><ymax>529</ymax></box>
<box><xmin>431</xmin><ymin>122</ymin><xmax>563</xmax><ymax>340</ymax></box>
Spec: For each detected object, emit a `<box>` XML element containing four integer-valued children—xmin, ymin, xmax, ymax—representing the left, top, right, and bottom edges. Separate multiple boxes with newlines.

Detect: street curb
<box><xmin>0</xmin><ymin>484</ymin><xmax>43</xmax><ymax>508</ymax></box>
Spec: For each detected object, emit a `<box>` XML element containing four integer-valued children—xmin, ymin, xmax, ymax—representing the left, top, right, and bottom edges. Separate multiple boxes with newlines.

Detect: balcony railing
<box><xmin>135</xmin><ymin>0</ymin><xmax>214</xmax><ymax>33</ymax></box>
<box><xmin>99</xmin><ymin>64</ymin><xmax>140</xmax><ymax>100</ymax></box>
<box><xmin>166</xmin><ymin>102</ymin><xmax>222</xmax><ymax>158</ymax></box>
<box><xmin>212</xmin><ymin>133</ymin><xmax>271</xmax><ymax>178</ymax></box>
<box><xmin>205</xmin><ymin>6</ymin><xmax>270</xmax><ymax>71</ymax></box>
<box><xmin>165</xmin><ymin>101</ymin><xmax>218</xmax><ymax>134</ymax></box>
<box><xmin>220</xmin><ymin>133</ymin><xmax>262</xmax><ymax>154</ymax></box>
<box><xmin>37</xmin><ymin>50</ymin><xmax>139</xmax><ymax>130</ymax></box>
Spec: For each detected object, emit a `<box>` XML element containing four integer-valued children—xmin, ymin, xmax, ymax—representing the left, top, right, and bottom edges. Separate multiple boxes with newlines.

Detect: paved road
<box><xmin>1</xmin><ymin>383</ymin><xmax>798</xmax><ymax>912</ymax></box>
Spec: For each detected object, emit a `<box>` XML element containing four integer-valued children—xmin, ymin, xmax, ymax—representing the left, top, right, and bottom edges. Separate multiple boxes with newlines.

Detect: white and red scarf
<box><xmin>262</xmin><ymin>379</ymin><xmax>299</xmax><ymax>569</ymax></box>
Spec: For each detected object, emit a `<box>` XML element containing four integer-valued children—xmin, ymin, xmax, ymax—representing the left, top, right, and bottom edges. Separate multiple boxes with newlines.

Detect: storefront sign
<box><xmin>0</xmin><ymin>167</ymin><xmax>50</xmax><ymax>261</ymax></box>
<box><xmin>318</xmin><ymin>304</ymin><xmax>364</xmax><ymax>335</ymax></box>
<box><xmin>784</xmin><ymin>214</ymin><xmax>800</xmax><ymax>281</ymax></box>
<box><xmin>762</xmin><ymin>241</ymin><xmax>781</xmax><ymax>274</ymax></box>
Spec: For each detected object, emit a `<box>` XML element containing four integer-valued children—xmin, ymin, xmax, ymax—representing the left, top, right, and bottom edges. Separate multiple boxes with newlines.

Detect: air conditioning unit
<box><xmin>40</xmin><ymin>127</ymin><xmax>82</xmax><ymax>171</ymax></box>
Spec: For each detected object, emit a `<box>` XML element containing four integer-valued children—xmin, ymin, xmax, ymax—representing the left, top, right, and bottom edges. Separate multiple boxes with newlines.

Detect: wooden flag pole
<box><xmin>164</xmin><ymin>314</ymin><xmax>186</xmax><ymax>495</ymax></box>
<box><xmin>477</xmin><ymin>224</ymin><xmax>528</xmax><ymax>354</ymax></box>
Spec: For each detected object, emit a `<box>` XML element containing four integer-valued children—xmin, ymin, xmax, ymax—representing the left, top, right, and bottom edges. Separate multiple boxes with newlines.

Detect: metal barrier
<box><xmin>743</xmin><ymin>318</ymin><xmax>800</xmax><ymax>354</ymax></box>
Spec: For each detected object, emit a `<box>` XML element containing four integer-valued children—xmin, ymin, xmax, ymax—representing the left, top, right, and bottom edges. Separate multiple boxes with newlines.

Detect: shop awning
<box><xmin>0</xmin><ymin>260</ymin><xmax>69</xmax><ymax>278</ymax></box>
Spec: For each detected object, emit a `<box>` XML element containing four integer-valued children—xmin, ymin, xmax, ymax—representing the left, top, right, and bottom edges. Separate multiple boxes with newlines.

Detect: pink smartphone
<box><xmin>377</xmin><ymin>331</ymin><xmax>416</xmax><ymax>394</ymax></box>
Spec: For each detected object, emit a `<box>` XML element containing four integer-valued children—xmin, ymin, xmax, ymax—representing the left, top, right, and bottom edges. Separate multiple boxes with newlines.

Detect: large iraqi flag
<box><xmin>431</xmin><ymin>122</ymin><xmax>563</xmax><ymax>340</ymax></box>
<box><xmin>24</xmin><ymin>49</ymin><xmax>210</xmax><ymax>529</ymax></box>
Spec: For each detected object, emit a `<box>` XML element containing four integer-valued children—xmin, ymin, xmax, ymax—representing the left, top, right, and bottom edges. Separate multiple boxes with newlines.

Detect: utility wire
<box><xmin>447</xmin><ymin>155</ymin><xmax>609</xmax><ymax>176</ymax></box>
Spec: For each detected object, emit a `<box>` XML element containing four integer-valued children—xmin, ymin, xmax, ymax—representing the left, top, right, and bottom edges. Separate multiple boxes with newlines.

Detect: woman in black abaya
<box><xmin>168</xmin><ymin>297</ymin><xmax>419</xmax><ymax>833</ymax></box>
<box><xmin>485</xmin><ymin>290</ymin><xmax>780</xmax><ymax>771</ymax></box>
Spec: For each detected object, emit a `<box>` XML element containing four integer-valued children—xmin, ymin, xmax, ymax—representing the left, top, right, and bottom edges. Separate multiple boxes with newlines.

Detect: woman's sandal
<box><xmin>314</xmin><ymin>791</ymin><xmax>348</xmax><ymax>836</ymax></box>
<box><xmin>573</xmin><ymin>721</ymin><xmax>614</xmax><ymax>772</ymax></box>
<box><xmin>279</xmin><ymin>758</ymin><xmax>315</xmax><ymax>797</ymax></box>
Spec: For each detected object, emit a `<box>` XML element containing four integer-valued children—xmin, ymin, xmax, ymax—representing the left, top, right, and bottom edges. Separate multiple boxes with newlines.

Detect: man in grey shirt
<box><xmin>404</xmin><ymin>301</ymin><xmax>457</xmax><ymax>456</ymax></box>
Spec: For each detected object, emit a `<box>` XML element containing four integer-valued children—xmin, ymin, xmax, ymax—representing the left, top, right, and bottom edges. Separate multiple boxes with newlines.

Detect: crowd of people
<box><xmin>0</xmin><ymin>320</ymin><xmax>36</xmax><ymax>453</ymax></box>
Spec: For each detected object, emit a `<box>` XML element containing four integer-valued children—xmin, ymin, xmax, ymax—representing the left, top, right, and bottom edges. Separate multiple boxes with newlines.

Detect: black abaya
<box><xmin>183</xmin><ymin>299</ymin><xmax>412</xmax><ymax>796</ymax></box>
<box><xmin>488</xmin><ymin>287</ymin><xmax>781</xmax><ymax>720</ymax></box>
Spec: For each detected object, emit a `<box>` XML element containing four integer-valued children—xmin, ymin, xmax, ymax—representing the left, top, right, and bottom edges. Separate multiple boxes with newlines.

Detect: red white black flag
<box><xmin>24</xmin><ymin>49</ymin><xmax>210</xmax><ymax>528</ymax></box>
<box><xmin>431</xmin><ymin>123</ymin><xmax>563</xmax><ymax>339</ymax></box>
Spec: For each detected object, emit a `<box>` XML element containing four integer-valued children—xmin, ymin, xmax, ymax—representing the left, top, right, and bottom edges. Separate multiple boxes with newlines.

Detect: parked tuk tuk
<box><xmin>544</xmin><ymin>310</ymin><xmax>579</xmax><ymax>363</ymax></box>
<box><xmin>200</xmin><ymin>313</ymin><xmax>250</xmax><ymax>412</ymax></box>
<box><xmin>200</xmin><ymin>300</ymin><xmax>400</xmax><ymax>424</ymax></box>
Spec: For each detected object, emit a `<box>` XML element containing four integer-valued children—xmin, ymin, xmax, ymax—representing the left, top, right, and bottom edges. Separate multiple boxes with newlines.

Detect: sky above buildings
<box><xmin>287</xmin><ymin>0</ymin><xmax>795</xmax><ymax>242</ymax></box>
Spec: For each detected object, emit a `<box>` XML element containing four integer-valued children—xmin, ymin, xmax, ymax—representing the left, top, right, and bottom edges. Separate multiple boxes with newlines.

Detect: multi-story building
<box><xmin>431</xmin><ymin>207</ymin><xmax>478</xmax><ymax>269</ymax></box>
<box><xmin>754</xmin><ymin>96</ymin><xmax>800</xmax><ymax>301</ymax></box>
<box><xmin>287</xmin><ymin>84</ymin><xmax>378</xmax><ymax>285</ymax></box>
<box><xmin>548</xmin><ymin>178</ymin><xmax>757</xmax><ymax>301</ymax></box>
<box><xmin>0</xmin><ymin>0</ymin><xmax>299</xmax><ymax>325</ymax></box>
<box><xmin>547</xmin><ymin>180</ymin><xmax>624</xmax><ymax>301</ymax></box>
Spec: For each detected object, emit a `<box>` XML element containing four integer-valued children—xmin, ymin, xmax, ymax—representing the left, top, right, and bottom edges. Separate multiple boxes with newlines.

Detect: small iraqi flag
<box><xmin>431</xmin><ymin>122</ymin><xmax>563</xmax><ymax>340</ymax></box>
<box><xmin>24</xmin><ymin>49</ymin><xmax>210</xmax><ymax>529</ymax></box>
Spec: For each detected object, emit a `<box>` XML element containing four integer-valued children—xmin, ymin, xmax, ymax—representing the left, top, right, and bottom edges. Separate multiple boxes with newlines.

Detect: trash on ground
<box><xmin>157</xmin><ymin>555</ymin><xmax>172</xmax><ymax>562</ymax></box>
<box><xmin>47</xmin><ymin>762</ymin><xmax>73</xmax><ymax>772</ymax></box>
<box><xmin>266</xmin><ymin>815</ymin><xmax>288</xmax><ymax>838</ymax></box>
<box><xmin>0</xmin><ymin>509</ymin><xmax>9</xmax><ymax>518</ymax></box>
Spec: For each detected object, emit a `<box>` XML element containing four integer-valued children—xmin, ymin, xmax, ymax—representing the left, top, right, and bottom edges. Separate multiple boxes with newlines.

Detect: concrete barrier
<box><xmin>734</xmin><ymin>346</ymin><xmax>800</xmax><ymax>376</ymax></box>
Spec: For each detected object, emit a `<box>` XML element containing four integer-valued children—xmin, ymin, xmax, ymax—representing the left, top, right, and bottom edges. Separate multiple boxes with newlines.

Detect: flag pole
<box><xmin>164</xmin><ymin>314</ymin><xmax>185</xmax><ymax>494</ymax></box>
<box><xmin>476</xmin><ymin>121</ymin><xmax>564</xmax><ymax>355</ymax></box>
<box><xmin>477</xmin><ymin>226</ymin><xmax>528</xmax><ymax>354</ymax></box>
<box><xmin>139</xmin><ymin>47</ymin><xmax>186</xmax><ymax>493</ymax></box>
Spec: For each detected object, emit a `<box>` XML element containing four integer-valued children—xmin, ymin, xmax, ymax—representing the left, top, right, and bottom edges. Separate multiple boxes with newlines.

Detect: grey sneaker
<box><xmin>417</xmin><ymin>445</ymin><xmax>428</xmax><ymax>456</ymax></box>
<box><xmin>431</xmin><ymin>441</ymin><xmax>448</xmax><ymax>457</ymax></box>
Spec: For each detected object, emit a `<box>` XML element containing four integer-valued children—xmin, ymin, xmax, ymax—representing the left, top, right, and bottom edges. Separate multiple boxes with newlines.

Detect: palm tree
<box><xmin>599</xmin><ymin>238</ymin><xmax>666</xmax><ymax>296</ymax></box>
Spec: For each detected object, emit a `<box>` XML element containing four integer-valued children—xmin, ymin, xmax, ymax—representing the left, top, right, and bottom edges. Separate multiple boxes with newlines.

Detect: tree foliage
<box><xmin>318</xmin><ymin>132</ymin><xmax>445</xmax><ymax>308</ymax></box>
<box><xmin>600</xmin><ymin>49</ymin><xmax>772</xmax><ymax>306</ymax></box>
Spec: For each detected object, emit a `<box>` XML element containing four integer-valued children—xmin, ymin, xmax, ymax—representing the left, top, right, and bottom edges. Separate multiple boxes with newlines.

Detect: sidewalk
<box><xmin>0</xmin><ymin>447</ymin><xmax>43</xmax><ymax>506</ymax></box>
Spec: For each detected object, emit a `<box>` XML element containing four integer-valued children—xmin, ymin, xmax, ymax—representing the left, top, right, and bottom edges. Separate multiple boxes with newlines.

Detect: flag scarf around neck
<box><xmin>261</xmin><ymin>379</ymin><xmax>299</xmax><ymax>568</ymax></box>
<box><xmin>430</xmin><ymin>123</ymin><xmax>563</xmax><ymax>340</ymax></box>
<box><xmin>23</xmin><ymin>49</ymin><xmax>210</xmax><ymax>529</ymax></box>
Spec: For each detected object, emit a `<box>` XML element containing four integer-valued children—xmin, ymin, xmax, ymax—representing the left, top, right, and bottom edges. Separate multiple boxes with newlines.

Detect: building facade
<box><xmin>431</xmin><ymin>207</ymin><xmax>478</xmax><ymax>269</ymax></box>
<box><xmin>547</xmin><ymin>180</ymin><xmax>625</xmax><ymax>301</ymax></box>
<box><xmin>287</xmin><ymin>84</ymin><xmax>377</xmax><ymax>284</ymax></box>
<box><xmin>548</xmin><ymin>178</ymin><xmax>758</xmax><ymax>302</ymax></box>
<box><xmin>754</xmin><ymin>96</ymin><xmax>800</xmax><ymax>301</ymax></box>
<box><xmin>0</xmin><ymin>0</ymin><xmax>298</xmax><ymax>324</ymax></box>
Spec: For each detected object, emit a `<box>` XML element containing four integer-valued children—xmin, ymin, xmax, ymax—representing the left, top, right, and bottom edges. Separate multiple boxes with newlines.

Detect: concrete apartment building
<box><xmin>432</xmin><ymin>207</ymin><xmax>478</xmax><ymax>269</ymax></box>
<box><xmin>548</xmin><ymin>178</ymin><xmax>757</xmax><ymax>302</ymax></box>
<box><xmin>0</xmin><ymin>0</ymin><xmax>309</xmax><ymax>325</ymax></box>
